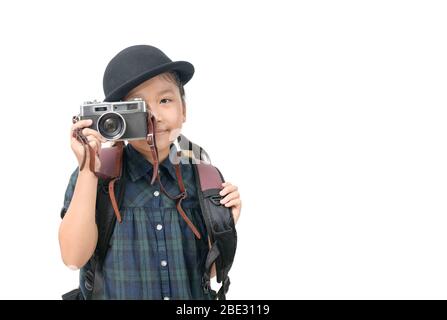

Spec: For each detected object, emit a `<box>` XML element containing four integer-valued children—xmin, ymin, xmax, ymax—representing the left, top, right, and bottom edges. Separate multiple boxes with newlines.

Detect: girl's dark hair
<box><xmin>161</xmin><ymin>71</ymin><xmax>186</xmax><ymax>104</ymax></box>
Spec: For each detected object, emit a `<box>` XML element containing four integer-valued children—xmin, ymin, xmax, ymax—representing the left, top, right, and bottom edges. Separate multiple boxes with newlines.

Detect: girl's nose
<box><xmin>152</xmin><ymin>111</ymin><xmax>162</xmax><ymax>122</ymax></box>
<box><xmin>148</xmin><ymin>105</ymin><xmax>161</xmax><ymax>122</ymax></box>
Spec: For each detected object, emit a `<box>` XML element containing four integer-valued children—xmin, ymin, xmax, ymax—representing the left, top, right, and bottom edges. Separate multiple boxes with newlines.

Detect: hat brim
<box><xmin>104</xmin><ymin>61</ymin><xmax>194</xmax><ymax>102</ymax></box>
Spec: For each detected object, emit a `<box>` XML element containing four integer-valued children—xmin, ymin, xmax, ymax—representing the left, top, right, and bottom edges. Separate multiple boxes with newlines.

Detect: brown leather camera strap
<box><xmin>155</xmin><ymin>159</ymin><xmax>201</xmax><ymax>239</ymax></box>
<box><xmin>108</xmin><ymin>177</ymin><xmax>122</xmax><ymax>223</ymax></box>
<box><xmin>72</xmin><ymin>116</ymin><xmax>97</xmax><ymax>174</ymax></box>
<box><xmin>145</xmin><ymin>113</ymin><xmax>200</xmax><ymax>238</ymax></box>
<box><xmin>146</xmin><ymin>113</ymin><xmax>159</xmax><ymax>185</ymax></box>
<box><xmin>173</xmin><ymin>163</ymin><xmax>202</xmax><ymax>239</ymax></box>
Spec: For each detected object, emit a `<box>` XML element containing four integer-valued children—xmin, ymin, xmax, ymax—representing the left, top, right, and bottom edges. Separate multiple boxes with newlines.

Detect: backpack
<box><xmin>62</xmin><ymin>135</ymin><xmax>237</xmax><ymax>300</ymax></box>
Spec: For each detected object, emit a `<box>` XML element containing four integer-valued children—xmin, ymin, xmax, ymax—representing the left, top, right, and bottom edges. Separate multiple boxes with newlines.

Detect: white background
<box><xmin>0</xmin><ymin>0</ymin><xmax>446</xmax><ymax>299</ymax></box>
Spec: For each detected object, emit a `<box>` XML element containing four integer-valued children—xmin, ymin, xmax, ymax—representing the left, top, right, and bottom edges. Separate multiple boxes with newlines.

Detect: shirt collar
<box><xmin>125</xmin><ymin>143</ymin><xmax>178</xmax><ymax>182</ymax></box>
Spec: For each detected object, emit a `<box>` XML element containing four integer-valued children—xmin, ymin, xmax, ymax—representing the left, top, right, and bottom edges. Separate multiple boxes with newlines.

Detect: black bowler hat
<box><xmin>103</xmin><ymin>45</ymin><xmax>195</xmax><ymax>102</ymax></box>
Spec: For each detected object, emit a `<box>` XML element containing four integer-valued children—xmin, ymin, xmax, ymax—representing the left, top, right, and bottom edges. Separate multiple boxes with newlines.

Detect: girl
<box><xmin>58</xmin><ymin>45</ymin><xmax>241</xmax><ymax>300</ymax></box>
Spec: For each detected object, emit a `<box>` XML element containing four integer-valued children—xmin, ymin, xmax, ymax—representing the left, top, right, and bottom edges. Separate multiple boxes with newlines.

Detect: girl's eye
<box><xmin>160</xmin><ymin>98</ymin><xmax>171</xmax><ymax>104</ymax></box>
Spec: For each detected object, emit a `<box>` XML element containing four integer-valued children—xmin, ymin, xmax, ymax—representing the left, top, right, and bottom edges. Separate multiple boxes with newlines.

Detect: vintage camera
<box><xmin>78</xmin><ymin>98</ymin><xmax>148</xmax><ymax>141</ymax></box>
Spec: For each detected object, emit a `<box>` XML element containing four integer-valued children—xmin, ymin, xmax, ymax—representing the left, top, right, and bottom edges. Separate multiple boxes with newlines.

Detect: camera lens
<box><xmin>104</xmin><ymin>118</ymin><xmax>119</xmax><ymax>133</ymax></box>
<box><xmin>97</xmin><ymin>112</ymin><xmax>126</xmax><ymax>140</ymax></box>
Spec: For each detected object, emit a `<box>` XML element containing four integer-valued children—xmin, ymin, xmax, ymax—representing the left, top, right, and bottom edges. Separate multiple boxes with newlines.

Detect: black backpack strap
<box><xmin>62</xmin><ymin>287</ymin><xmax>84</xmax><ymax>300</ymax></box>
<box><xmin>192</xmin><ymin>162</ymin><xmax>237</xmax><ymax>300</ymax></box>
<box><xmin>96</xmin><ymin>169</ymin><xmax>127</xmax><ymax>264</ymax></box>
<box><xmin>83</xmin><ymin>151</ymin><xmax>127</xmax><ymax>300</ymax></box>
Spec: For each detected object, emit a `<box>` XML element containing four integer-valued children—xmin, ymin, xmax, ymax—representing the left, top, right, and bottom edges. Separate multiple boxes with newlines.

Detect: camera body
<box><xmin>78</xmin><ymin>99</ymin><xmax>148</xmax><ymax>141</ymax></box>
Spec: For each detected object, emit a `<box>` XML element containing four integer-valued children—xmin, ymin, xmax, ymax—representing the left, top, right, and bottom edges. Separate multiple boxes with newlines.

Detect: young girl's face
<box><xmin>124</xmin><ymin>72</ymin><xmax>186</xmax><ymax>157</ymax></box>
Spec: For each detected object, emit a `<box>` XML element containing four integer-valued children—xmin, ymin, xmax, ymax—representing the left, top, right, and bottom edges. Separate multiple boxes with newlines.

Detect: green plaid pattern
<box><xmin>62</xmin><ymin>143</ymin><xmax>211</xmax><ymax>300</ymax></box>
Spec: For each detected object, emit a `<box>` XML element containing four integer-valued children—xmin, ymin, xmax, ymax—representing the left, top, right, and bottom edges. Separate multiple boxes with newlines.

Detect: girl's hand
<box><xmin>219</xmin><ymin>182</ymin><xmax>242</xmax><ymax>224</ymax></box>
<box><xmin>70</xmin><ymin>119</ymin><xmax>106</xmax><ymax>173</ymax></box>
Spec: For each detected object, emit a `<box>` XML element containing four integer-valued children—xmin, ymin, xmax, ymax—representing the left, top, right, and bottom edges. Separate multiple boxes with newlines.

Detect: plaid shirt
<box><xmin>62</xmin><ymin>143</ymin><xmax>211</xmax><ymax>300</ymax></box>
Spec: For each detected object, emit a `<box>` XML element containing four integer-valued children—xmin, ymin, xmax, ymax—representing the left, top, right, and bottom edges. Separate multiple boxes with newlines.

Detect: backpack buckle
<box><xmin>209</xmin><ymin>194</ymin><xmax>223</xmax><ymax>206</ymax></box>
<box><xmin>146</xmin><ymin>133</ymin><xmax>154</xmax><ymax>147</ymax></box>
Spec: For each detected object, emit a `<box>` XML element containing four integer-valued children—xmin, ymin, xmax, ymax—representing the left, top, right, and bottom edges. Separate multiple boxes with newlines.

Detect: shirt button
<box><xmin>153</xmin><ymin>190</ymin><xmax>160</xmax><ymax>197</ymax></box>
<box><xmin>163</xmin><ymin>296</ymin><xmax>170</xmax><ymax>300</ymax></box>
<box><xmin>156</xmin><ymin>224</ymin><xmax>163</xmax><ymax>231</ymax></box>
<box><xmin>161</xmin><ymin>260</ymin><xmax>167</xmax><ymax>267</ymax></box>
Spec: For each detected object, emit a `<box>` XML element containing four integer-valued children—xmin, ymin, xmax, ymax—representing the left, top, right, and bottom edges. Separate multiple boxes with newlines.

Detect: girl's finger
<box><xmin>82</xmin><ymin>128</ymin><xmax>107</xmax><ymax>143</ymax></box>
<box><xmin>71</xmin><ymin>120</ymin><xmax>93</xmax><ymax>141</ymax></box>
<box><xmin>225</xmin><ymin>198</ymin><xmax>241</xmax><ymax>208</ymax></box>
<box><xmin>219</xmin><ymin>184</ymin><xmax>238</xmax><ymax>196</ymax></box>
<box><xmin>71</xmin><ymin>119</ymin><xmax>93</xmax><ymax>131</ymax></box>
<box><xmin>86</xmin><ymin>136</ymin><xmax>101</xmax><ymax>152</ymax></box>
<box><xmin>220</xmin><ymin>191</ymin><xmax>240</xmax><ymax>204</ymax></box>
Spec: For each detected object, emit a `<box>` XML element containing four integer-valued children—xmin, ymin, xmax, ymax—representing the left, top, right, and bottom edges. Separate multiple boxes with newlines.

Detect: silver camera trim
<box><xmin>96</xmin><ymin>111</ymin><xmax>127</xmax><ymax>141</ymax></box>
<box><xmin>80</xmin><ymin>99</ymin><xmax>147</xmax><ymax>116</ymax></box>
